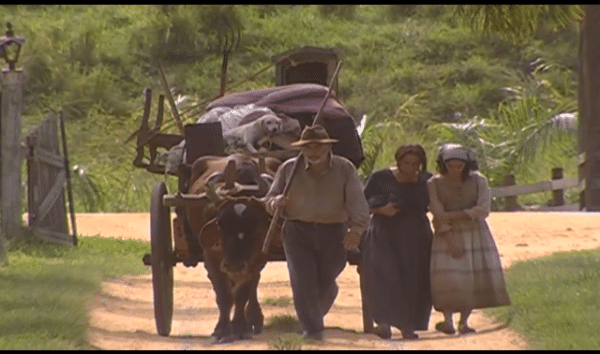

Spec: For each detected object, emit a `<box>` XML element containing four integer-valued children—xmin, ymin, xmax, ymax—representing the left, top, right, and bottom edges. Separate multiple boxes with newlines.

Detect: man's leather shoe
<box><xmin>301</xmin><ymin>331</ymin><xmax>323</xmax><ymax>341</ymax></box>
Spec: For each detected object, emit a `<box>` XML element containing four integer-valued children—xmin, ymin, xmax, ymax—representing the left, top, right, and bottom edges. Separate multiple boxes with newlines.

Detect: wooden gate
<box><xmin>25</xmin><ymin>111</ymin><xmax>77</xmax><ymax>245</ymax></box>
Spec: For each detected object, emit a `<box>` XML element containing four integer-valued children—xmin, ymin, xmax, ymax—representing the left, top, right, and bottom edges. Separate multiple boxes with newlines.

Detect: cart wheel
<box><xmin>150</xmin><ymin>181</ymin><xmax>174</xmax><ymax>336</ymax></box>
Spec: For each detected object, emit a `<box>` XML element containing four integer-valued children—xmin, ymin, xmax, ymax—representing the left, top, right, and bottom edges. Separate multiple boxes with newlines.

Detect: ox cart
<box><xmin>132</xmin><ymin>47</ymin><xmax>373</xmax><ymax>340</ymax></box>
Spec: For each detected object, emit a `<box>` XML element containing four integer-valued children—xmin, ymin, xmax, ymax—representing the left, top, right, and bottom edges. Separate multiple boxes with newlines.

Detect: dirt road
<box><xmin>78</xmin><ymin>212</ymin><xmax>600</xmax><ymax>350</ymax></box>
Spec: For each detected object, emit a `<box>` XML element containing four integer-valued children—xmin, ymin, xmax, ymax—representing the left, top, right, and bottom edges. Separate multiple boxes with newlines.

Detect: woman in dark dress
<box><xmin>361</xmin><ymin>144</ymin><xmax>433</xmax><ymax>340</ymax></box>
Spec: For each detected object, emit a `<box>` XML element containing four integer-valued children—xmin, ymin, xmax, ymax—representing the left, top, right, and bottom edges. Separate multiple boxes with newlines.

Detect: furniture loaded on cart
<box><xmin>131</xmin><ymin>47</ymin><xmax>373</xmax><ymax>337</ymax></box>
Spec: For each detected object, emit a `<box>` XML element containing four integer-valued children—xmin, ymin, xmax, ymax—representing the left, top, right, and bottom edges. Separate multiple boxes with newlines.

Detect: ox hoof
<box><xmin>182</xmin><ymin>256</ymin><xmax>199</xmax><ymax>267</ymax></box>
<box><xmin>211</xmin><ymin>334</ymin><xmax>235</xmax><ymax>344</ymax></box>
<box><xmin>238</xmin><ymin>332</ymin><xmax>253</xmax><ymax>340</ymax></box>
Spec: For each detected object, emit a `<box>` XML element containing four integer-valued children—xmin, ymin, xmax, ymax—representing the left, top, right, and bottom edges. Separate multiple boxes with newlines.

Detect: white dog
<box><xmin>223</xmin><ymin>115</ymin><xmax>283</xmax><ymax>153</ymax></box>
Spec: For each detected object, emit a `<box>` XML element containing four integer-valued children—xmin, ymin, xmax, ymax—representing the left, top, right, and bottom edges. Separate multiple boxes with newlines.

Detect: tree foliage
<box><xmin>3</xmin><ymin>5</ymin><xmax>582</xmax><ymax>211</ymax></box>
<box><xmin>455</xmin><ymin>5</ymin><xmax>584</xmax><ymax>43</ymax></box>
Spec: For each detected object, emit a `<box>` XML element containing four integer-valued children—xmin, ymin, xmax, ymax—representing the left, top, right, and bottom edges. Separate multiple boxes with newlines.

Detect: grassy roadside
<box><xmin>484</xmin><ymin>248</ymin><xmax>600</xmax><ymax>350</ymax></box>
<box><xmin>0</xmin><ymin>235</ymin><xmax>149</xmax><ymax>350</ymax></box>
<box><xmin>1</xmin><ymin>233</ymin><xmax>598</xmax><ymax>349</ymax></box>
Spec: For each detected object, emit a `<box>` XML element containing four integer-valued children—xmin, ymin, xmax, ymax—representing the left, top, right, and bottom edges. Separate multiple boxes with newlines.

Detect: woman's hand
<box><xmin>432</xmin><ymin>216</ymin><xmax>452</xmax><ymax>235</ymax></box>
<box><xmin>438</xmin><ymin>210</ymin><xmax>470</xmax><ymax>222</ymax></box>
<box><xmin>374</xmin><ymin>202</ymin><xmax>400</xmax><ymax>217</ymax></box>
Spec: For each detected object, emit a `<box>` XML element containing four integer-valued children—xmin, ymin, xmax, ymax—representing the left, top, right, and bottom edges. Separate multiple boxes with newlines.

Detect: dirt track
<box><xmin>77</xmin><ymin>212</ymin><xmax>600</xmax><ymax>350</ymax></box>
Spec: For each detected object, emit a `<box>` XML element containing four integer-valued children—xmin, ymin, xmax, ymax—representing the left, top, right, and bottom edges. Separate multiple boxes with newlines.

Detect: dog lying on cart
<box><xmin>133</xmin><ymin>83</ymin><xmax>367</xmax><ymax>341</ymax></box>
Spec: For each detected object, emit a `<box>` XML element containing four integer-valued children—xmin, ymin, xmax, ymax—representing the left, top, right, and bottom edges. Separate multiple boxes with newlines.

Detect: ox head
<box><xmin>225</xmin><ymin>155</ymin><xmax>261</xmax><ymax>190</ymax></box>
<box><xmin>199</xmin><ymin>196</ymin><xmax>270</xmax><ymax>284</ymax></box>
<box><xmin>186</xmin><ymin>154</ymin><xmax>281</xmax><ymax>239</ymax></box>
<box><xmin>191</xmin><ymin>153</ymin><xmax>277</xmax><ymax>198</ymax></box>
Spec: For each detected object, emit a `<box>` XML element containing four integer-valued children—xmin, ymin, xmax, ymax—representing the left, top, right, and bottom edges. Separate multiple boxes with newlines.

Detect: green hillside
<box><xmin>1</xmin><ymin>5</ymin><xmax>581</xmax><ymax>212</ymax></box>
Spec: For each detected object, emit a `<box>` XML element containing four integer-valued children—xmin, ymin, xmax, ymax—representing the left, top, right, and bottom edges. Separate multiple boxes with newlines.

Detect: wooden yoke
<box><xmin>261</xmin><ymin>61</ymin><xmax>343</xmax><ymax>254</ymax></box>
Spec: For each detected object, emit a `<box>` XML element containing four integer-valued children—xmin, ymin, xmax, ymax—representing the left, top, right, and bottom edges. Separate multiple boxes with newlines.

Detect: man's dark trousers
<box><xmin>282</xmin><ymin>220</ymin><xmax>347</xmax><ymax>335</ymax></box>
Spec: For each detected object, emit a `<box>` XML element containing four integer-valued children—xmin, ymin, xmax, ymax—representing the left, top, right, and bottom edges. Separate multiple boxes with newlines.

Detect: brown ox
<box><xmin>171</xmin><ymin>153</ymin><xmax>283</xmax><ymax>343</ymax></box>
<box><xmin>172</xmin><ymin>153</ymin><xmax>280</xmax><ymax>267</ymax></box>
<box><xmin>198</xmin><ymin>196</ymin><xmax>282</xmax><ymax>343</ymax></box>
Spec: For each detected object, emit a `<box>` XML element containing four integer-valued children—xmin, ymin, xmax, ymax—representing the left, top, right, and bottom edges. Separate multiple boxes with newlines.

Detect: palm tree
<box><xmin>453</xmin><ymin>5</ymin><xmax>600</xmax><ymax>211</ymax></box>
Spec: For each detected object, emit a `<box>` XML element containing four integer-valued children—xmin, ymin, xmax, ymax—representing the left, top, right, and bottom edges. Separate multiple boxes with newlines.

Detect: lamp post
<box><xmin>0</xmin><ymin>22</ymin><xmax>25</xmax><ymax>266</ymax></box>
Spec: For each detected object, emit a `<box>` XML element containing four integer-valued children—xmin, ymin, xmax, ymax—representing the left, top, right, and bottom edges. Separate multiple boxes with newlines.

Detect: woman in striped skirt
<box><xmin>426</xmin><ymin>143</ymin><xmax>510</xmax><ymax>335</ymax></box>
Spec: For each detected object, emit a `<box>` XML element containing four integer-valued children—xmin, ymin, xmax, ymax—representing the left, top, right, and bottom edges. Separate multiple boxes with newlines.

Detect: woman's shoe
<box><xmin>435</xmin><ymin>321</ymin><xmax>456</xmax><ymax>335</ymax></box>
<box><xmin>458</xmin><ymin>323</ymin><xmax>476</xmax><ymax>335</ymax></box>
<box><xmin>373</xmin><ymin>324</ymin><xmax>392</xmax><ymax>339</ymax></box>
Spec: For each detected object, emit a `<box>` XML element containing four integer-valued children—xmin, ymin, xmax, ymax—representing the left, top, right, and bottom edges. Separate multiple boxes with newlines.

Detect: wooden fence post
<box><xmin>503</xmin><ymin>174</ymin><xmax>521</xmax><ymax>211</ymax></box>
<box><xmin>551</xmin><ymin>167</ymin><xmax>565</xmax><ymax>206</ymax></box>
<box><xmin>0</xmin><ymin>90</ymin><xmax>5</xmax><ymax>266</ymax></box>
<box><xmin>579</xmin><ymin>5</ymin><xmax>600</xmax><ymax>211</ymax></box>
<box><xmin>1</xmin><ymin>67</ymin><xmax>24</xmax><ymax>265</ymax></box>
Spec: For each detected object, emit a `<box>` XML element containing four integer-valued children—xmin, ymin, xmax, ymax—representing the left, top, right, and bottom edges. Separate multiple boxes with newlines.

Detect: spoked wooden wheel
<box><xmin>150</xmin><ymin>181</ymin><xmax>174</xmax><ymax>336</ymax></box>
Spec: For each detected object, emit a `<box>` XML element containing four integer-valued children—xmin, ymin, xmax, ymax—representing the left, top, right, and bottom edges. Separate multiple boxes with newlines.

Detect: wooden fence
<box><xmin>491</xmin><ymin>167</ymin><xmax>583</xmax><ymax>211</ymax></box>
<box><xmin>25</xmin><ymin>111</ymin><xmax>77</xmax><ymax>245</ymax></box>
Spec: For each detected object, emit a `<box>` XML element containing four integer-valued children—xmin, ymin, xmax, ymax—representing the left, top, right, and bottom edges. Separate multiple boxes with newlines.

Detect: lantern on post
<box><xmin>0</xmin><ymin>22</ymin><xmax>25</xmax><ymax>71</ymax></box>
<box><xmin>0</xmin><ymin>22</ymin><xmax>25</xmax><ymax>265</ymax></box>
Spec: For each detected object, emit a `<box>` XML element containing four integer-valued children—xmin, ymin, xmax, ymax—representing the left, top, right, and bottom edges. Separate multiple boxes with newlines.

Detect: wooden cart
<box><xmin>132</xmin><ymin>47</ymin><xmax>374</xmax><ymax>337</ymax></box>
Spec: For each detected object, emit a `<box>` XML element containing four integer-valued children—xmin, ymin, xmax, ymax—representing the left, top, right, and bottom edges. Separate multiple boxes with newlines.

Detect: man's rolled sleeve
<box><xmin>344</xmin><ymin>165</ymin><xmax>370</xmax><ymax>236</ymax></box>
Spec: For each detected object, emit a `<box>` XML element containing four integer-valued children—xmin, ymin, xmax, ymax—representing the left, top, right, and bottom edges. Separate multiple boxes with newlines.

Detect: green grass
<box><xmin>263</xmin><ymin>296</ymin><xmax>293</xmax><ymax>307</ymax></box>
<box><xmin>268</xmin><ymin>333</ymin><xmax>303</xmax><ymax>350</ymax></box>
<box><xmin>484</xmin><ymin>248</ymin><xmax>600</xmax><ymax>350</ymax></box>
<box><xmin>0</xmin><ymin>235</ymin><xmax>150</xmax><ymax>350</ymax></box>
<box><xmin>264</xmin><ymin>314</ymin><xmax>305</xmax><ymax>349</ymax></box>
<box><xmin>264</xmin><ymin>314</ymin><xmax>299</xmax><ymax>333</ymax></box>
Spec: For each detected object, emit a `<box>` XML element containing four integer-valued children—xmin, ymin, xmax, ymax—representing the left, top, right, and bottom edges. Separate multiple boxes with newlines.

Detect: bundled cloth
<box><xmin>156</xmin><ymin>83</ymin><xmax>365</xmax><ymax>171</ymax></box>
<box><xmin>158</xmin><ymin>103</ymin><xmax>301</xmax><ymax>172</ymax></box>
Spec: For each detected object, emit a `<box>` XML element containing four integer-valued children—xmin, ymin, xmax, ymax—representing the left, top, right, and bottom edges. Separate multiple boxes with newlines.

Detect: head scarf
<box><xmin>438</xmin><ymin>143</ymin><xmax>477</xmax><ymax>164</ymax></box>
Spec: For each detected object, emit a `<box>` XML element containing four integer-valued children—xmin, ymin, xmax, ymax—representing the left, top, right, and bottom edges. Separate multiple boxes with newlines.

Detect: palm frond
<box><xmin>454</xmin><ymin>5</ymin><xmax>583</xmax><ymax>43</ymax></box>
<box><xmin>393</xmin><ymin>92</ymin><xmax>426</xmax><ymax>121</ymax></box>
<box><xmin>517</xmin><ymin>111</ymin><xmax>577</xmax><ymax>164</ymax></box>
<box><xmin>542</xmin><ymin>4</ymin><xmax>584</xmax><ymax>31</ymax></box>
<box><xmin>71</xmin><ymin>165</ymin><xmax>107</xmax><ymax>212</ymax></box>
<box><xmin>432</xmin><ymin>116</ymin><xmax>504</xmax><ymax>174</ymax></box>
<box><xmin>357</xmin><ymin>116</ymin><xmax>385</xmax><ymax>180</ymax></box>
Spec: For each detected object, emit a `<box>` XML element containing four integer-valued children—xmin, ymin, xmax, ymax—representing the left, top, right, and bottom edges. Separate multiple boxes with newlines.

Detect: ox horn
<box><xmin>223</xmin><ymin>159</ymin><xmax>237</xmax><ymax>190</ymax></box>
<box><xmin>205</xmin><ymin>182</ymin><xmax>225</xmax><ymax>204</ymax></box>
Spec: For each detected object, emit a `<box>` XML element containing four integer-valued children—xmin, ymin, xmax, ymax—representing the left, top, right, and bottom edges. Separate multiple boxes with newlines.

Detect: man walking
<box><xmin>264</xmin><ymin>124</ymin><xmax>370</xmax><ymax>340</ymax></box>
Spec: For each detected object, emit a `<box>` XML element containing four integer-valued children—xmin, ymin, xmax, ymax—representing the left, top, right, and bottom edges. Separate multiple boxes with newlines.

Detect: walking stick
<box><xmin>261</xmin><ymin>60</ymin><xmax>343</xmax><ymax>254</ymax></box>
<box><xmin>158</xmin><ymin>62</ymin><xmax>185</xmax><ymax>135</ymax></box>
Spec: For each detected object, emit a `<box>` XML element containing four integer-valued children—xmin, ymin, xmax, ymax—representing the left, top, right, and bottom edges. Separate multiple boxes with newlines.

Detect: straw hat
<box><xmin>291</xmin><ymin>125</ymin><xmax>338</xmax><ymax>146</ymax></box>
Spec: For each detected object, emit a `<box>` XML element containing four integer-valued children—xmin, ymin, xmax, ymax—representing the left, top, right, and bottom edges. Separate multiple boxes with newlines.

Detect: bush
<box><xmin>318</xmin><ymin>5</ymin><xmax>357</xmax><ymax>20</ymax></box>
<box><xmin>10</xmin><ymin>5</ymin><xmax>579</xmax><ymax>212</ymax></box>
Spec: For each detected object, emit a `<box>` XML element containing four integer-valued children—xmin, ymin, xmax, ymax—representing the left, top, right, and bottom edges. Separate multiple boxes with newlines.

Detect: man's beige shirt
<box><xmin>264</xmin><ymin>153</ymin><xmax>370</xmax><ymax>236</ymax></box>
